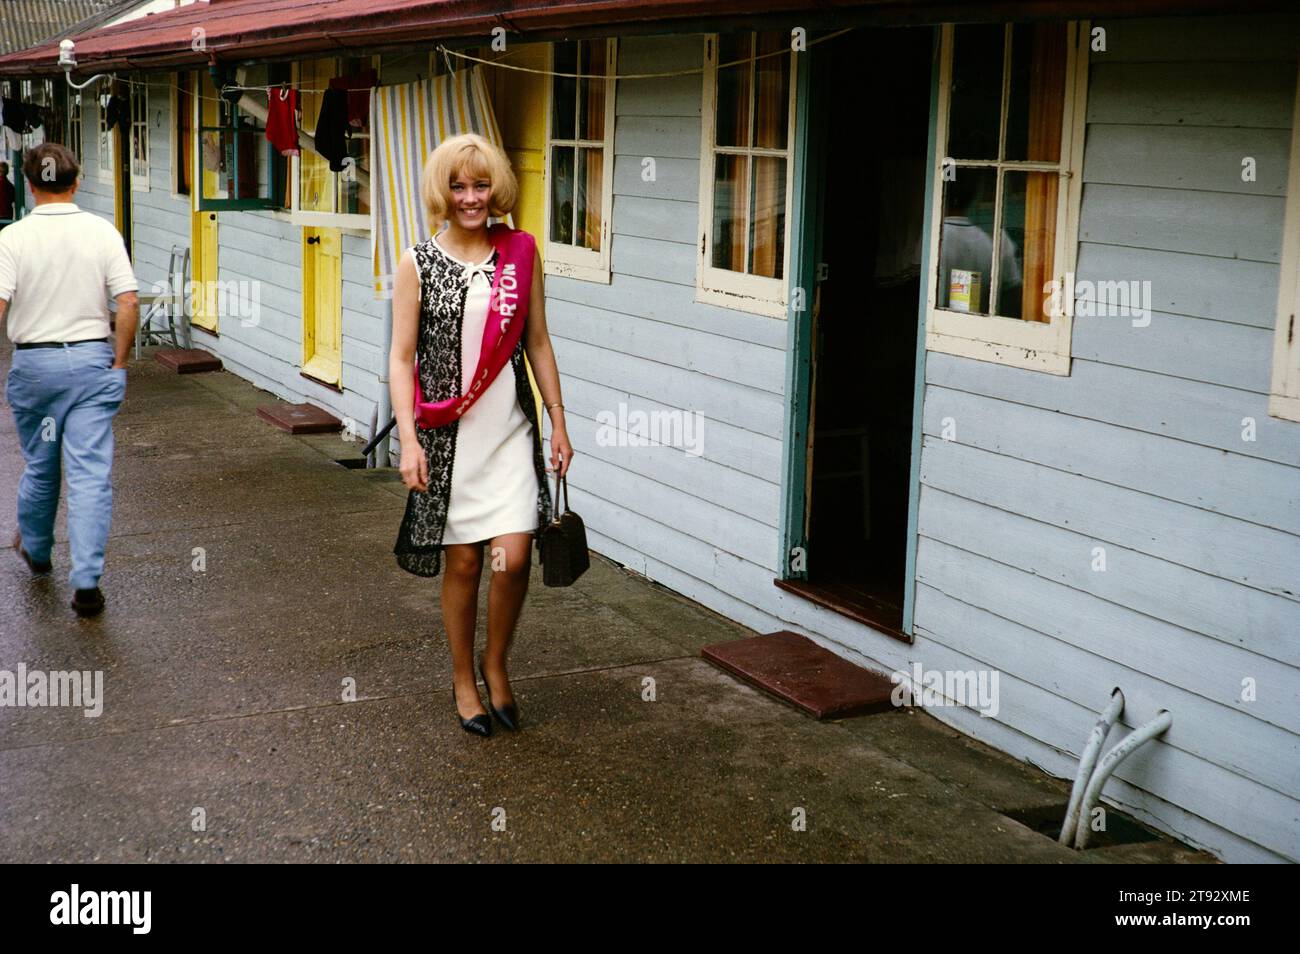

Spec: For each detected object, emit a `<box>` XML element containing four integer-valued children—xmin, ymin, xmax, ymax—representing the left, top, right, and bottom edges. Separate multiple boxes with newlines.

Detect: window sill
<box><xmin>543</xmin><ymin>258</ymin><xmax>611</xmax><ymax>284</ymax></box>
<box><xmin>695</xmin><ymin>284</ymin><xmax>787</xmax><ymax>319</ymax></box>
<box><xmin>926</xmin><ymin>307</ymin><xmax>1072</xmax><ymax>375</ymax></box>
<box><xmin>1269</xmin><ymin>393</ymin><xmax>1300</xmax><ymax>423</ymax></box>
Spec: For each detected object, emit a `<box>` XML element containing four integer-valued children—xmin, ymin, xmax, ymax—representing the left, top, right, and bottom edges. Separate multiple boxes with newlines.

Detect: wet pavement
<box><xmin>0</xmin><ymin>342</ymin><xmax>1213</xmax><ymax>862</ymax></box>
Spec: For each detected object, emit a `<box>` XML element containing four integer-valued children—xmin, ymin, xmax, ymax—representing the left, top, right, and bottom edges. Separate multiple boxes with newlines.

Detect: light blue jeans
<box><xmin>5</xmin><ymin>340</ymin><xmax>125</xmax><ymax>590</ymax></box>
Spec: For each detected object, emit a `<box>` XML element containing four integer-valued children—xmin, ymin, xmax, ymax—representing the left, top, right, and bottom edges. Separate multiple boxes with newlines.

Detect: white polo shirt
<box><xmin>0</xmin><ymin>202</ymin><xmax>138</xmax><ymax>344</ymax></box>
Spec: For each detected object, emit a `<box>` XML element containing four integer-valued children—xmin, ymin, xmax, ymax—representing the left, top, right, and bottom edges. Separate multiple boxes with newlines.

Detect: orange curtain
<box><xmin>751</xmin><ymin>33</ymin><xmax>785</xmax><ymax>277</ymax></box>
<box><xmin>1021</xmin><ymin>23</ymin><xmax>1065</xmax><ymax>322</ymax></box>
<box><xmin>581</xmin><ymin>41</ymin><xmax>605</xmax><ymax>250</ymax></box>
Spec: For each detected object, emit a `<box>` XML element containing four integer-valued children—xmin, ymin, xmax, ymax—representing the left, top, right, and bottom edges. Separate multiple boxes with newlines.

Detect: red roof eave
<box><xmin>0</xmin><ymin>0</ymin><xmax>849</xmax><ymax>76</ymax></box>
<box><xmin>0</xmin><ymin>0</ymin><xmax>1283</xmax><ymax>76</ymax></box>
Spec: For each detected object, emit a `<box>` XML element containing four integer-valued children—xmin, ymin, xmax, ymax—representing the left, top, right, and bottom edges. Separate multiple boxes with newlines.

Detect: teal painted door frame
<box><xmin>900</xmin><ymin>28</ymin><xmax>942</xmax><ymax>636</ymax></box>
<box><xmin>776</xmin><ymin>41</ymin><xmax>823</xmax><ymax>583</ymax></box>
<box><xmin>777</xmin><ymin>27</ymin><xmax>940</xmax><ymax>637</ymax></box>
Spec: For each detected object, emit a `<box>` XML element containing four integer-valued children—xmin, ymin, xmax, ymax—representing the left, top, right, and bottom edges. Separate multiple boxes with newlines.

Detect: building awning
<box><xmin>0</xmin><ymin>0</ymin><xmax>1287</xmax><ymax>77</ymax></box>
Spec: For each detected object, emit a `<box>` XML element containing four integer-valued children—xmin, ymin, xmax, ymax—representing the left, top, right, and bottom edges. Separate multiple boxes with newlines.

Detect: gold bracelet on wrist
<box><xmin>545</xmin><ymin>401</ymin><xmax>564</xmax><ymax>411</ymax></box>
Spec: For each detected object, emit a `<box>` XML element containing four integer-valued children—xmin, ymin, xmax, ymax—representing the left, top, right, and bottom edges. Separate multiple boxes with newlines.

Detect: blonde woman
<box><xmin>390</xmin><ymin>133</ymin><xmax>573</xmax><ymax>737</ymax></box>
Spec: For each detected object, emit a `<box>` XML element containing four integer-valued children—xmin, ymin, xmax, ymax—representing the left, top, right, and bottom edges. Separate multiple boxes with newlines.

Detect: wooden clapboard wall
<box><xmin>906</xmin><ymin>13</ymin><xmax>1300</xmax><ymax>863</ymax></box>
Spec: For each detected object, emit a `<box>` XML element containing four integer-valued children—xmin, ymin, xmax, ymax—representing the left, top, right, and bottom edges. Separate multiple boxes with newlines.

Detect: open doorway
<box><xmin>785</xmin><ymin>27</ymin><xmax>932</xmax><ymax>638</ymax></box>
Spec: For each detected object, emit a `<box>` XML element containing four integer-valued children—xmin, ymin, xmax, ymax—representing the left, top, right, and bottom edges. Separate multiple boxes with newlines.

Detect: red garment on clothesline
<box><xmin>266</xmin><ymin>86</ymin><xmax>300</xmax><ymax>156</ymax></box>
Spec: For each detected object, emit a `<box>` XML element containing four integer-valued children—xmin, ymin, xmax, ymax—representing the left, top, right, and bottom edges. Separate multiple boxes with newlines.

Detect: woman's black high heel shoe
<box><xmin>452</xmin><ymin>681</ymin><xmax>492</xmax><ymax>737</ymax></box>
<box><xmin>478</xmin><ymin>654</ymin><xmax>520</xmax><ymax>732</ymax></box>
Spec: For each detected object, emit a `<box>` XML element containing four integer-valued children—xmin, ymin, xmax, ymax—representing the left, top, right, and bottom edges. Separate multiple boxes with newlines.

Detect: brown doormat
<box><xmin>154</xmin><ymin>348</ymin><xmax>223</xmax><ymax>373</ymax></box>
<box><xmin>256</xmin><ymin>402</ymin><xmax>342</xmax><ymax>434</ymax></box>
<box><xmin>702</xmin><ymin>630</ymin><xmax>897</xmax><ymax>720</ymax></box>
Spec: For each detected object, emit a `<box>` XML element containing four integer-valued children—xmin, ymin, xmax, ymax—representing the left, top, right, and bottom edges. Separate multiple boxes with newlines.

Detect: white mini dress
<box><xmin>428</xmin><ymin>233</ymin><xmax>540</xmax><ymax>545</ymax></box>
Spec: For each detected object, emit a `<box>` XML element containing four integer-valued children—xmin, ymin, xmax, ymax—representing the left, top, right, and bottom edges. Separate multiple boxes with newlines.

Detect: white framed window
<box><xmin>290</xmin><ymin>55</ymin><xmax>374</xmax><ymax>229</ymax></box>
<box><xmin>130</xmin><ymin>79</ymin><xmax>149</xmax><ymax>191</ymax></box>
<box><xmin>925</xmin><ymin>21</ymin><xmax>1090</xmax><ymax>375</ymax></box>
<box><xmin>97</xmin><ymin>92</ymin><xmax>114</xmax><ymax>183</ymax></box>
<box><xmin>68</xmin><ymin>92</ymin><xmax>83</xmax><ymax>165</ymax></box>
<box><xmin>543</xmin><ymin>38</ymin><xmax>616</xmax><ymax>283</ymax></box>
<box><xmin>697</xmin><ymin>31</ymin><xmax>798</xmax><ymax>319</ymax></box>
<box><xmin>1270</xmin><ymin>60</ymin><xmax>1300</xmax><ymax>423</ymax></box>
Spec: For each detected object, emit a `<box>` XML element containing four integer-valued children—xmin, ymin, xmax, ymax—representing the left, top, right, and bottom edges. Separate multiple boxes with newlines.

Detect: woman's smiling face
<box><xmin>449</xmin><ymin>168</ymin><xmax>491</xmax><ymax>230</ymax></box>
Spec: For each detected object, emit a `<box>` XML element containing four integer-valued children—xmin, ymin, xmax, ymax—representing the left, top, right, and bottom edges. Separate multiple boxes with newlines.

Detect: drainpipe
<box><xmin>374</xmin><ymin>298</ymin><xmax>394</xmax><ymax>467</ymax></box>
<box><xmin>1072</xmin><ymin>709</ymin><xmax>1173</xmax><ymax>850</ymax></box>
<box><xmin>1059</xmin><ymin>687</ymin><xmax>1124</xmax><ymax>845</ymax></box>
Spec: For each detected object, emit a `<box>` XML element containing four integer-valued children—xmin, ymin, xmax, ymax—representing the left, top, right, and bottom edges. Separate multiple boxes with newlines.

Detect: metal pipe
<box><xmin>374</xmin><ymin>297</ymin><xmax>394</xmax><ymax>466</ymax></box>
<box><xmin>1073</xmin><ymin>709</ymin><xmax>1173</xmax><ymax>850</ymax></box>
<box><xmin>1059</xmin><ymin>687</ymin><xmax>1124</xmax><ymax>844</ymax></box>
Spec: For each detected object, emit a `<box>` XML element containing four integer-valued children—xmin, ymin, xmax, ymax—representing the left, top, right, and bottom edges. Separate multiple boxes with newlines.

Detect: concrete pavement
<box><xmin>0</xmin><ymin>341</ymin><xmax>1212</xmax><ymax>862</ymax></box>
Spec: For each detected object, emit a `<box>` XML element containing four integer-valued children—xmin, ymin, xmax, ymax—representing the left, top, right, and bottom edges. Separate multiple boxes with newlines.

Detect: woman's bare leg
<box><xmin>482</xmin><ymin>532</ymin><xmax>532</xmax><ymax>706</ymax></box>
<box><xmin>442</xmin><ymin>541</ymin><xmax>488</xmax><ymax>719</ymax></box>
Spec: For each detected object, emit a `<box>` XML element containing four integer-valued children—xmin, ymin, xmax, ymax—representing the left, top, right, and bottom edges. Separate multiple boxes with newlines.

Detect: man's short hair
<box><xmin>22</xmin><ymin>143</ymin><xmax>80</xmax><ymax>192</ymax></box>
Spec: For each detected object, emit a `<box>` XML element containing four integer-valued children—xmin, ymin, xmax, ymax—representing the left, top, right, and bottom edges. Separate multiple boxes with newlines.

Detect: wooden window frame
<box><xmin>68</xmin><ymin>91</ymin><xmax>83</xmax><ymax>167</ymax></box>
<box><xmin>171</xmin><ymin>71</ymin><xmax>192</xmax><ymax>199</ymax></box>
<box><xmin>288</xmin><ymin>56</ymin><xmax>376</xmax><ymax>231</ymax></box>
<box><xmin>97</xmin><ymin>93</ymin><xmax>114</xmax><ymax>184</ymax></box>
<box><xmin>130</xmin><ymin>79</ymin><xmax>149</xmax><ymax>192</ymax></box>
<box><xmin>195</xmin><ymin>71</ymin><xmax>288</xmax><ymax>212</ymax></box>
<box><xmin>925</xmin><ymin>20</ymin><xmax>1090</xmax><ymax>376</ymax></box>
<box><xmin>542</xmin><ymin>38</ymin><xmax>617</xmax><ymax>283</ymax></box>
<box><xmin>696</xmin><ymin>32</ymin><xmax>798</xmax><ymax>320</ymax></box>
<box><xmin>1271</xmin><ymin>62</ymin><xmax>1300</xmax><ymax>422</ymax></box>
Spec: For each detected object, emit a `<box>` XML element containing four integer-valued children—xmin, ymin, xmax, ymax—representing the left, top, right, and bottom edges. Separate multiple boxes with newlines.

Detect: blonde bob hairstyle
<box><xmin>420</xmin><ymin>132</ymin><xmax>518</xmax><ymax>230</ymax></box>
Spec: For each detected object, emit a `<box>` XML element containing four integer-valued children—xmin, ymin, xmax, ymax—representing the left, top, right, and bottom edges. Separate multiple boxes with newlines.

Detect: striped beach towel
<box><xmin>369</xmin><ymin>65</ymin><xmax>511</xmax><ymax>298</ymax></box>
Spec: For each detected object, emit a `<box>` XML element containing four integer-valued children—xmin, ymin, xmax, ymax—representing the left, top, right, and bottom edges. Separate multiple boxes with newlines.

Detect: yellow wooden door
<box><xmin>302</xmin><ymin>225</ymin><xmax>343</xmax><ymax>385</ymax></box>
<box><xmin>191</xmin><ymin>72</ymin><xmax>222</xmax><ymax>332</ymax></box>
<box><xmin>485</xmin><ymin>43</ymin><xmax>547</xmax><ymax>240</ymax></box>
<box><xmin>190</xmin><ymin>209</ymin><xmax>219</xmax><ymax>331</ymax></box>
<box><xmin>484</xmin><ymin>43</ymin><xmax>549</xmax><ymax>414</ymax></box>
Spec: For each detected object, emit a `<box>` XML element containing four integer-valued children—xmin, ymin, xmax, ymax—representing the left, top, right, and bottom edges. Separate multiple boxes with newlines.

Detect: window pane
<box><xmin>552</xmin><ymin>42</ymin><xmax>577</xmax><ymax>140</ymax></box>
<box><xmin>577</xmin><ymin>40</ymin><xmax>606</xmax><ymax>141</ymax></box>
<box><xmin>336</xmin><ymin>135</ymin><xmax>369</xmax><ymax>214</ymax></box>
<box><xmin>754</xmin><ymin>32</ymin><xmax>789</xmax><ymax>150</ymax></box>
<box><xmin>947</xmin><ymin>24</ymin><xmax>1004</xmax><ymax>160</ymax></box>
<box><xmin>234</xmin><ymin>120</ymin><xmax>266</xmax><ymax>200</ymax></box>
<box><xmin>749</xmin><ymin>155</ymin><xmax>785</xmax><ymax>279</ymax></box>
<box><xmin>299</xmin><ymin>61</ymin><xmax>335</xmax><ymax>213</ymax></box>
<box><xmin>576</xmin><ymin>147</ymin><xmax>602</xmax><ymax>251</ymax></box>
<box><xmin>715</xmin><ymin>33</ymin><xmax>752</xmax><ymax>148</ymax></box>
<box><xmin>712</xmin><ymin>153</ymin><xmax>747</xmax><ymax>271</ymax></box>
<box><xmin>177</xmin><ymin>75</ymin><xmax>192</xmax><ymax>195</ymax></box>
<box><xmin>1005</xmin><ymin>22</ymin><xmax>1067</xmax><ymax>162</ymax></box>
<box><xmin>550</xmin><ymin>145</ymin><xmax>575</xmax><ymax>244</ymax></box>
<box><xmin>132</xmin><ymin>86</ymin><xmax>148</xmax><ymax>180</ymax></box>
<box><xmin>999</xmin><ymin>170</ymin><xmax>1058</xmax><ymax>321</ymax></box>
<box><xmin>200</xmin><ymin>130</ymin><xmax>228</xmax><ymax>200</ymax></box>
<box><xmin>936</xmin><ymin>167</ymin><xmax>997</xmax><ymax>314</ymax></box>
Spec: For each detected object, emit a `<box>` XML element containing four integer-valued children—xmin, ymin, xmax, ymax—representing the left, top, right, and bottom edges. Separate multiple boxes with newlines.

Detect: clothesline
<box><xmin>10</xmin><ymin>26</ymin><xmax>857</xmax><ymax>127</ymax></box>
<box><xmin>435</xmin><ymin>28</ymin><xmax>853</xmax><ymax>79</ymax></box>
<box><xmin>11</xmin><ymin>25</ymin><xmax>852</xmax><ymax>108</ymax></box>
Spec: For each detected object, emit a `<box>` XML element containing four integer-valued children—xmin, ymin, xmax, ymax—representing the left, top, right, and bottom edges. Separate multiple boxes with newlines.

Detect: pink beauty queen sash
<box><xmin>413</xmin><ymin>224</ymin><xmax>535</xmax><ymax>429</ymax></box>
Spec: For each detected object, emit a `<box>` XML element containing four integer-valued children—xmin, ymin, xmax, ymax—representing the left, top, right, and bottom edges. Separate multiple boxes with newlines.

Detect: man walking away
<box><xmin>0</xmin><ymin>143</ymin><xmax>138</xmax><ymax>616</ymax></box>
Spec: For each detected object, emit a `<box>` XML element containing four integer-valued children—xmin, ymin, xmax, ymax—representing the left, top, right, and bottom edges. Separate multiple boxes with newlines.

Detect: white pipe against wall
<box><xmin>1060</xmin><ymin>687</ymin><xmax>1125</xmax><ymax>845</ymax></box>
<box><xmin>376</xmin><ymin>297</ymin><xmax>394</xmax><ymax>467</ymax></box>
<box><xmin>1072</xmin><ymin>710</ymin><xmax>1174</xmax><ymax>850</ymax></box>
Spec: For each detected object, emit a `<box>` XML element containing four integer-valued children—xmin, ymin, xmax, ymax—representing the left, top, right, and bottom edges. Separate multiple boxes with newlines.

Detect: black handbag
<box><xmin>538</xmin><ymin>470</ymin><xmax>589</xmax><ymax>587</ymax></box>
